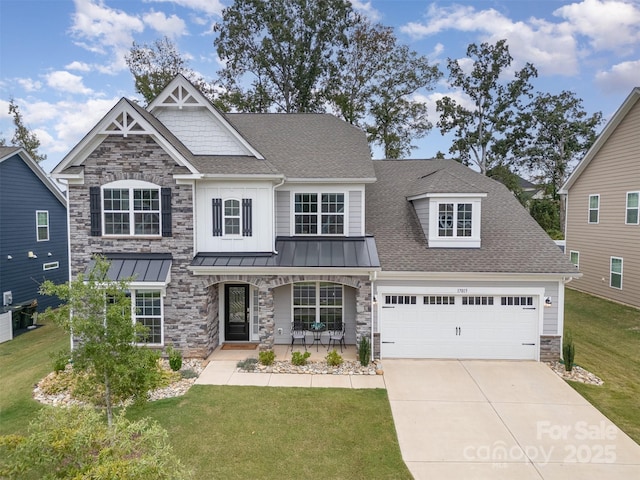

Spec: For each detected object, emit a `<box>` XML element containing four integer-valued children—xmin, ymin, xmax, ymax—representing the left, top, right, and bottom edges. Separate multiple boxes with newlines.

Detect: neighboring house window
<box><xmin>294</xmin><ymin>193</ymin><xmax>344</xmax><ymax>235</ymax></box>
<box><xmin>292</xmin><ymin>282</ymin><xmax>343</xmax><ymax>330</ymax></box>
<box><xmin>626</xmin><ymin>192</ymin><xmax>639</xmax><ymax>225</ymax></box>
<box><xmin>36</xmin><ymin>211</ymin><xmax>49</xmax><ymax>241</ymax></box>
<box><xmin>134</xmin><ymin>290</ymin><xmax>163</xmax><ymax>345</ymax></box>
<box><xmin>438</xmin><ymin>203</ymin><xmax>472</xmax><ymax>237</ymax></box>
<box><xmin>90</xmin><ymin>183</ymin><xmax>171</xmax><ymax>237</ymax></box>
<box><xmin>588</xmin><ymin>194</ymin><xmax>599</xmax><ymax>224</ymax></box>
<box><xmin>570</xmin><ymin>251</ymin><xmax>579</xmax><ymax>269</ymax></box>
<box><xmin>43</xmin><ymin>261</ymin><xmax>59</xmax><ymax>271</ymax></box>
<box><xmin>212</xmin><ymin>198</ymin><xmax>252</xmax><ymax>237</ymax></box>
<box><xmin>610</xmin><ymin>257</ymin><xmax>623</xmax><ymax>289</ymax></box>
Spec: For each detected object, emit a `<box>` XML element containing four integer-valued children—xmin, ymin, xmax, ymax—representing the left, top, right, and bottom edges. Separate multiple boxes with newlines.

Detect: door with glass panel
<box><xmin>225</xmin><ymin>284</ymin><xmax>249</xmax><ymax>341</ymax></box>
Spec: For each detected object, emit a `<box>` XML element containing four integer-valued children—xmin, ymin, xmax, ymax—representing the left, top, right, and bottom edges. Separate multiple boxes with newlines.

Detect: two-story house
<box><xmin>560</xmin><ymin>87</ymin><xmax>640</xmax><ymax>309</ymax></box>
<box><xmin>52</xmin><ymin>75</ymin><xmax>578</xmax><ymax>361</ymax></box>
<box><xmin>1</xmin><ymin>147</ymin><xmax>69</xmax><ymax>337</ymax></box>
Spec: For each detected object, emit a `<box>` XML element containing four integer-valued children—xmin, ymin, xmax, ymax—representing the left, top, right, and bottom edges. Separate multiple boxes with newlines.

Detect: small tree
<box><xmin>0</xmin><ymin>406</ymin><xmax>192</xmax><ymax>479</ymax></box>
<box><xmin>40</xmin><ymin>256</ymin><xmax>162</xmax><ymax>426</ymax></box>
<box><xmin>7</xmin><ymin>98</ymin><xmax>47</xmax><ymax>163</ymax></box>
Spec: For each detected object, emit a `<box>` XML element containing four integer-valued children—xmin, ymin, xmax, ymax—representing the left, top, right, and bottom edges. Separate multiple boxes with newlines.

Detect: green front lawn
<box><xmin>127</xmin><ymin>386</ymin><xmax>410</xmax><ymax>479</ymax></box>
<box><xmin>0</xmin><ymin>320</ymin><xmax>69</xmax><ymax>435</ymax></box>
<box><xmin>0</xmin><ymin>321</ymin><xmax>410</xmax><ymax>479</ymax></box>
<box><xmin>564</xmin><ymin>288</ymin><xmax>640</xmax><ymax>443</ymax></box>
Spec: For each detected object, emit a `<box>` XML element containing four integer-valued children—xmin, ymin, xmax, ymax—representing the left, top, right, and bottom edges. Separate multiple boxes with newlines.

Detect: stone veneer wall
<box><xmin>540</xmin><ymin>335</ymin><xmax>561</xmax><ymax>362</ymax></box>
<box><xmin>68</xmin><ymin>135</ymin><xmax>210</xmax><ymax>358</ymax></box>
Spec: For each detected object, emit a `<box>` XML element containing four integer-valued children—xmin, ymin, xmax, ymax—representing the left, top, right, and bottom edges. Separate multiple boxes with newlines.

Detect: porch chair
<box><xmin>291</xmin><ymin>321</ymin><xmax>307</xmax><ymax>351</ymax></box>
<box><xmin>327</xmin><ymin>322</ymin><xmax>346</xmax><ymax>352</ymax></box>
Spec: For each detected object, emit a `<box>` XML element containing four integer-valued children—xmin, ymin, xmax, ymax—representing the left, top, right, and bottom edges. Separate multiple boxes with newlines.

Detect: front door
<box><xmin>225</xmin><ymin>284</ymin><xmax>250</xmax><ymax>341</ymax></box>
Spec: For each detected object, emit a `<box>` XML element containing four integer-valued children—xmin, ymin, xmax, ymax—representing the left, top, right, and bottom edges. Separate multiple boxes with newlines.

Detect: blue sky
<box><xmin>1</xmin><ymin>0</ymin><xmax>638</xmax><ymax>174</ymax></box>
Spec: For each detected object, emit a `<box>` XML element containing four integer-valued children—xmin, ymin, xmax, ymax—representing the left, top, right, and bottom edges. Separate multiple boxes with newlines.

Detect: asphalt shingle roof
<box><xmin>367</xmin><ymin>159</ymin><xmax>579</xmax><ymax>274</ymax></box>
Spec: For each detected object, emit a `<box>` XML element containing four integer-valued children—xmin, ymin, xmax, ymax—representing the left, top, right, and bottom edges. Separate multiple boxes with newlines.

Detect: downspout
<box><xmin>369</xmin><ymin>270</ymin><xmax>377</xmax><ymax>363</ymax></box>
<box><xmin>60</xmin><ymin>180</ymin><xmax>74</xmax><ymax>352</ymax></box>
<box><xmin>272</xmin><ymin>177</ymin><xmax>286</xmax><ymax>254</ymax></box>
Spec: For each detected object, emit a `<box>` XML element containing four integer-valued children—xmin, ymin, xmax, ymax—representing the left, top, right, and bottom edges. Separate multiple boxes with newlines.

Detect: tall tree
<box><xmin>7</xmin><ymin>99</ymin><xmax>47</xmax><ymax>163</ymax></box>
<box><xmin>126</xmin><ymin>36</ymin><xmax>220</xmax><ymax>107</ymax></box>
<box><xmin>516</xmin><ymin>90</ymin><xmax>602</xmax><ymax>229</ymax></box>
<box><xmin>214</xmin><ymin>0</ymin><xmax>353</xmax><ymax>113</ymax></box>
<box><xmin>41</xmin><ymin>256</ymin><xmax>162</xmax><ymax>427</ymax></box>
<box><xmin>329</xmin><ymin>19</ymin><xmax>440</xmax><ymax>158</ymax></box>
<box><xmin>436</xmin><ymin>40</ymin><xmax>537</xmax><ymax>174</ymax></box>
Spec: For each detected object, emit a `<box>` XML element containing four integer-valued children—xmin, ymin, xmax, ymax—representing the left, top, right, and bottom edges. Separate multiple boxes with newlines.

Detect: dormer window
<box><xmin>425</xmin><ymin>194</ymin><xmax>485</xmax><ymax>248</ymax></box>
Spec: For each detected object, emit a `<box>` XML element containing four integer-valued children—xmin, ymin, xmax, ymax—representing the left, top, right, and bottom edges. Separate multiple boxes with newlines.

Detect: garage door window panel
<box><xmin>385</xmin><ymin>295</ymin><xmax>416</xmax><ymax>305</ymax></box>
<box><xmin>462</xmin><ymin>296</ymin><xmax>494</xmax><ymax>305</ymax></box>
<box><xmin>423</xmin><ymin>296</ymin><xmax>455</xmax><ymax>305</ymax></box>
<box><xmin>501</xmin><ymin>296</ymin><xmax>534</xmax><ymax>306</ymax></box>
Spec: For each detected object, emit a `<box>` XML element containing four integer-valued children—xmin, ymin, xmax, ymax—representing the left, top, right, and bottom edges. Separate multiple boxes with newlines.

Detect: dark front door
<box><xmin>225</xmin><ymin>284</ymin><xmax>250</xmax><ymax>341</ymax></box>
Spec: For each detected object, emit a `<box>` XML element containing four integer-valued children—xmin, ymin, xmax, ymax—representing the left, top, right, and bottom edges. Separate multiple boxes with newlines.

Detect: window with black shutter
<box><xmin>212</xmin><ymin>198</ymin><xmax>222</xmax><ymax>236</ymax></box>
<box><xmin>89</xmin><ymin>186</ymin><xmax>102</xmax><ymax>236</ymax></box>
<box><xmin>161</xmin><ymin>188</ymin><xmax>172</xmax><ymax>237</ymax></box>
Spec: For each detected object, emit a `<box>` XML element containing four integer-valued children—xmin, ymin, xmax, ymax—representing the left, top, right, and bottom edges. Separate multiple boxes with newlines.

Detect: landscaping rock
<box><xmin>237</xmin><ymin>359</ymin><xmax>380</xmax><ymax>376</ymax></box>
<box><xmin>546</xmin><ymin>362</ymin><xmax>604</xmax><ymax>386</ymax></box>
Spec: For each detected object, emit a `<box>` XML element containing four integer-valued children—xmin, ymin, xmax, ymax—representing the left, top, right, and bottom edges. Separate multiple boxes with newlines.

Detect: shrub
<box><xmin>237</xmin><ymin>358</ymin><xmax>258</xmax><ymax>371</ymax></box>
<box><xmin>0</xmin><ymin>406</ymin><xmax>192</xmax><ymax>479</ymax></box>
<box><xmin>358</xmin><ymin>336</ymin><xmax>371</xmax><ymax>367</ymax></box>
<box><xmin>166</xmin><ymin>346</ymin><xmax>183</xmax><ymax>372</ymax></box>
<box><xmin>180</xmin><ymin>369</ymin><xmax>198</xmax><ymax>379</ymax></box>
<box><xmin>291</xmin><ymin>351</ymin><xmax>311</xmax><ymax>366</ymax></box>
<box><xmin>51</xmin><ymin>349</ymin><xmax>69</xmax><ymax>373</ymax></box>
<box><xmin>326</xmin><ymin>349</ymin><xmax>343</xmax><ymax>366</ymax></box>
<box><xmin>563</xmin><ymin>331</ymin><xmax>576</xmax><ymax>372</ymax></box>
<box><xmin>258</xmin><ymin>350</ymin><xmax>276</xmax><ymax>366</ymax></box>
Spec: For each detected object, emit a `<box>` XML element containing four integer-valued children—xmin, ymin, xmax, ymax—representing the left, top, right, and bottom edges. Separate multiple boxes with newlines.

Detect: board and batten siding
<box><xmin>565</xmin><ymin>98</ymin><xmax>640</xmax><ymax>308</ymax></box>
<box><xmin>195</xmin><ymin>180</ymin><xmax>273</xmax><ymax>252</ymax></box>
<box><xmin>348</xmin><ymin>190</ymin><xmax>363</xmax><ymax>236</ymax></box>
<box><xmin>374</xmin><ymin>279</ymin><xmax>561</xmax><ymax>336</ymax></box>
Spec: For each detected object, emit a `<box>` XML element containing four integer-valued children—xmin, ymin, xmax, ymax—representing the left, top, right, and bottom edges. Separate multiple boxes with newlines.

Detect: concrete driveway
<box><xmin>383</xmin><ymin>360</ymin><xmax>640</xmax><ymax>479</ymax></box>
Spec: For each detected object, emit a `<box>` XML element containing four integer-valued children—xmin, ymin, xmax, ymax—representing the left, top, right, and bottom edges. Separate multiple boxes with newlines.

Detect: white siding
<box><xmin>0</xmin><ymin>311</ymin><xmax>12</xmax><ymax>343</ymax></box>
<box><xmin>195</xmin><ymin>180</ymin><xmax>273</xmax><ymax>252</ymax></box>
<box><xmin>412</xmin><ymin>198</ymin><xmax>430</xmax><ymax>239</ymax></box>
<box><xmin>155</xmin><ymin>107</ymin><xmax>250</xmax><ymax>155</ymax></box>
<box><xmin>275</xmin><ymin>190</ymin><xmax>290</xmax><ymax>237</ymax></box>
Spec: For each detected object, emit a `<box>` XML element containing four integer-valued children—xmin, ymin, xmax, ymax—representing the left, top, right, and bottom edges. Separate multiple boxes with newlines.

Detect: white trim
<box><xmin>36</xmin><ymin>210</ymin><xmax>50</xmax><ymax>242</ymax></box>
<box><xmin>101</xmin><ymin>181</ymin><xmax>162</xmax><ymax>237</ymax></box>
<box><xmin>609</xmin><ymin>256</ymin><xmax>623</xmax><ymax>290</ymax></box>
<box><xmin>291</xmin><ymin>191</ymin><xmax>348</xmax><ymax>237</ymax></box>
<box><xmin>375</xmin><ymin>271</ymin><xmax>581</xmax><ymax>281</ymax></box>
<box><xmin>189</xmin><ymin>266</ymin><xmax>378</xmax><ymax>276</ymax></box>
<box><xmin>132</xmin><ymin>289</ymin><xmax>164</xmax><ymax>346</ymax></box>
<box><xmin>43</xmin><ymin>261</ymin><xmax>59</xmax><ymax>271</ymax></box>
<box><xmin>428</xmin><ymin>197</ymin><xmax>482</xmax><ymax>248</ymax></box>
<box><xmin>407</xmin><ymin>192</ymin><xmax>487</xmax><ymax>201</ymax></box>
<box><xmin>557</xmin><ymin>281</ymin><xmax>565</xmax><ymax>336</ymax></box>
<box><xmin>588</xmin><ymin>194</ymin><xmax>600</xmax><ymax>224</ymax></box>
<box><xmin>286</xmin><ymin>177</ymin><xmax>376</xmax><ymax>184</ymax></box>
<box><xmin>625</xmin><ymin>191</ymin><xmax>639</xmax><ymax>225</ymax></box>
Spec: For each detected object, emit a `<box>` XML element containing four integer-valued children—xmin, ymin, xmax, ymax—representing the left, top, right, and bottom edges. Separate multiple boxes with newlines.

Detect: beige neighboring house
<box><xmin>560</xmin><ymin>87</ymin><xmax>640</xmax><ymax>308</ymax></box>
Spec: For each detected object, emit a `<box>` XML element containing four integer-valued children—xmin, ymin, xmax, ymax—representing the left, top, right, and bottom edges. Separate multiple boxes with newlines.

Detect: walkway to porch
<box><xmin>196</xmin><ymin>344</ymin><xmax>385</xmax><ymax>389</ymax></box>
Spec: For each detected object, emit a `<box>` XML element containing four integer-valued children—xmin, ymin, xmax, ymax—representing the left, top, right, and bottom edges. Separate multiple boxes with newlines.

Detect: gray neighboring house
<box><xmin>52</xmin><ymin>75</ymin><xmax>578</xmax><ymax>361</ymax></box>
<box><xmin>560</xmin><ymin>87</ymin><xmax>640</xmax><ymax>309</ymax></box>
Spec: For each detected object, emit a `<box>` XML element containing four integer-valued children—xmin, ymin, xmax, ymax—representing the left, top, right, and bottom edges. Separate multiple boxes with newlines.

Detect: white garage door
<box><xmin>380</xmin><ymin>294</ymin><xmax>539</xmax><ymax>360</ymax></box>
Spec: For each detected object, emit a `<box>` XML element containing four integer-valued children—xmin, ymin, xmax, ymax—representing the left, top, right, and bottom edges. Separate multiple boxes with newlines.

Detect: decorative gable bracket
<box><xmin>155</xmin><ymin>84</ymin><xmax>201</xmax><ymax>109</ymax></box>
<box><xmin>99</xmin><ymin>111</ymin><xmax>152</xmax><ymax>137</ymax></box>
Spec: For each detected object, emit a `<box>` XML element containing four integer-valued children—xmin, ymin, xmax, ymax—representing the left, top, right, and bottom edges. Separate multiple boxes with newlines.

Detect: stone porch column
<box><xmin>258</xmin><ymin>286</ymin><xmax>274</xmax><ymax>351</ymax></box>
<box><xmin>355</xmin><ymin>280</ymin><xmax>372</xmax><ymax>350</ymax></box>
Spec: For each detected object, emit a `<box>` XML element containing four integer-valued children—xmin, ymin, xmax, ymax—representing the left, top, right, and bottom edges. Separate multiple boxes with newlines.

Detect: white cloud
<box><xmin>70</xmin><ymin>0</ymin><xmax>145</xmax><ymax>73</ymax></box>
<box><xmin>554</xmin><ymin>0</ymin><xmax>640</xmax><ymax>52</ymax></box>
<box><xmin>145</xmin><ymin>0</ymin><xmax>224</xmax><ymax>17</ymax></box>
<box><xmin>400</xmin><ymin>4</ymin><xmax>579</xmax><ymax>76</ymax></box>
<box><xmin>66</xmin><ymin>61</ymin><xmax>92</xmax><ymax>72</ymax></box>
<box><xmin>46</xmin><ymin>71</ymin><xmax>93</xmax><ymax>95</ymax></box>
<box><xmin>351</xmin><ymin>0</ymin><xmax>382</xmax><ymax>22</ymax></box>
<box><xmin>17</xmin><ymin>78</ymin><xmax>43</xmax><ymax>92</ymax></box>
<box><xmin>595</xmin><ymin>59</ymin><xmax>640</xmax><ymax>91</ymax></box>
<box><xmin>143</xmin><ymin>10</ymin><xmax>187</xmax><ymax>37</ymax></box>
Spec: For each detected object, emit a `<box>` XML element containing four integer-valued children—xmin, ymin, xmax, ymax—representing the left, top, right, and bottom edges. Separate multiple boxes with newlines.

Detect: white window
<box><xmin>103</xmin><ymin>182</ymin><xmax>161</xmax><ymax>236</ymax></box>
<box><xmin>569</xmin><ymin>251</ymin><xmax>579</xmax><ymax>269</ymax></box>
<box><xmin>292</xmin><ymin>282</ymin><xmax>343</xmax><ymax>330</ymax></box>
<box><xmin>588</xmin><ymin>194</ymin><xmax>599</xmax><ymax>224</ymax></box>
<box><xmin>610</xmin><ymin>257</ymin><xmax>623</xmax><ymax>289</ymax></box>
<box><xmin>43</xmin><ymin>261</ymin><xmax>59</xmax><ymax>271</ymax></box>
<box><xmin>626</xmin><ymin>192</ymin><xmax>639</xmax><ymax>225</ymax></box>
<box><xmin>36</xmin><ymin>210</ymin><xmax>49</xmax><ymax>241</ymax></box>
<box><xmin>426</xmin><ymin>195</ymin><xmax>484</xmax><ymax>248</ymax></box>
<box><xmin>134</xmin><ymin>290</ymin><xmax>163</xmax><ymax>345</ymax></box>
<box><xmin>224</xmin><ymin>199</ymin><xmax>241</xmax><ymax>235</ymax></box>
<box><xmin>294</xmin><ymin>193</ymin><xmax>344</xmax><ymax>235</ymax></box>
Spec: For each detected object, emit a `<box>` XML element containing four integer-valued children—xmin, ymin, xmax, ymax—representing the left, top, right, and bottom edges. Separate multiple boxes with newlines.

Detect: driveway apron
<box><xmin>383</xmin><ymin>359</ymin><xmax>640</xmax><ymax>480</ymax></box>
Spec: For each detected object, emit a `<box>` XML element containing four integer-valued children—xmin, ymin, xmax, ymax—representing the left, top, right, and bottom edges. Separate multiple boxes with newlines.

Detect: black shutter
<box><xmin>242</xmin><ymin>198</ymin><xmax>252</xmax><ymax>236</ymax></box>
<box><xmin>89</xmin><ymin>186</ymin><xmax>101</xmax><ymax>236</ymax></box>
<box><xmin>212</xmin><ymin>198</ymin><xmax>222</xmax><ymax>236</ymax></box>
<box><xmin>161</xmin><ymin>188</ymin><xmax>172</xmax><ymax>237</ymax></box>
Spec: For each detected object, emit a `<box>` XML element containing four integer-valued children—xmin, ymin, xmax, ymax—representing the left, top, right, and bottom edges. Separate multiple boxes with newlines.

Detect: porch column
<box><xmin>258</xmin><ymin>286</ymin><xmax>274</xmax><ymax>351</ymax></box>
<box><xmin>355</xmin><ymin>280</ymin><xmax>372</xmax><ymax>349</ymax></box>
